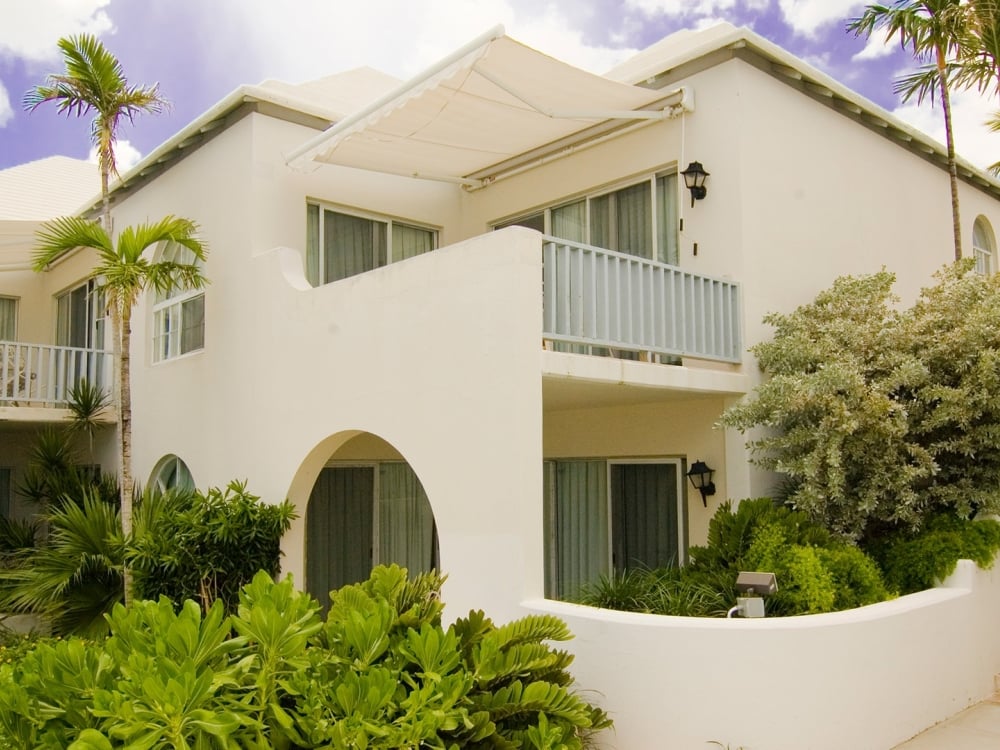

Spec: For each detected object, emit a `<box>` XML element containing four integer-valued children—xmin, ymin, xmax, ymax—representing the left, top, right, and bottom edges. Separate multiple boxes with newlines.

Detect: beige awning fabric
<box><xmin>286</xmin><ymin>26</ymin><xmax>690</xmax><ymax>186</ymax></box>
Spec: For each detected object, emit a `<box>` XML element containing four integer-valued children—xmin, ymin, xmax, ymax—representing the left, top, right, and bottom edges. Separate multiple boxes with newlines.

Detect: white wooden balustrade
<box><xmin>0</xmin><ymin>342</ymin><xmax>111</xmax><ymax>407</ymax></box>
<box><xmin>542</xmin><ymin>237</ymin><xmax>742</xmax><ymax>362</ymax></box>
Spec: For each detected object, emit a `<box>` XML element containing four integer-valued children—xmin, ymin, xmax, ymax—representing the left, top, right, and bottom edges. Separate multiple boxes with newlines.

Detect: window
<box><xmin>496</xmin><ymin>172</ymin><xmax>680</xmax><ymax>265</ymax></box>
<box><xmin>0</xmin><ymin>298</ymin><xmax>16</xmax><ymax>341</ymax></box>
<box><xmin>973</xmin><ymin>216</ymin><xmax>996</xmax><ymax>275</ymax></box>
<box><xmin>149</xmin><ymin>454</ymin><xmax>195</xmax><ymax>494</ymax></box>
<box><xmin>543</xmin><ymin>458</ymin><xmax>685</xmax><ymax>600</ymax></box>
<box><xmin>152</xmin><ymin>241</ymin><xmax>205</xmax><ymax>362</ymax></box>
<box><xmin>56</xmin><ymin>280</ymin><xmax>105</xmax><ymax>349</ymax></box>
<box><xmin>306</xmin><ymin>203</ymin><xmax>437</xmax><ymax>286</ymax></box>
<box><xmin>306</xmin><ymin>461</ymin><xmax>438</xmax><ymax>607</ymax></box>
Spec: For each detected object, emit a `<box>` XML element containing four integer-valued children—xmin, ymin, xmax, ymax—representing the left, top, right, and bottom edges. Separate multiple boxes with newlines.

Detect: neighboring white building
<box><xmin>5</xmin><ymin>24</ymin><xmax>1000</xmax><ymax>747</ymax></box>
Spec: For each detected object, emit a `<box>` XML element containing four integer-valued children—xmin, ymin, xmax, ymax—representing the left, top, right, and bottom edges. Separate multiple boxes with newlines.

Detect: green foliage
<box><xmin>128</xmin><ymin>480</ymin><xmax>296</xmax><ymax>613</ymax></box>
<box><xmin>867</xmin><ymin>514</ymin><xmax>1000</xmax><ymax>594</ymax></box>
<box><xmin>576</xmin><ymin>567</ymin><xmax>732</xmax><ymax>617</ymax></box>
<box><xmin>0</xmin><ymin>565</ymin><xmax>611</xmax><ymax>749</ymax></box>
<box><xmin>578</xmin><ymin>499</ymin><xmax>893</xmax><ymax>617</ymax></box>
<box><xmin>0</xmin><ymin>489</ymin><xmax>123</xmax><ymax>637</ymax></box>
<box><xmin>722</xmin><ymin>264</ymin><xmax>1000</xmax><ymax>540</ymax></box>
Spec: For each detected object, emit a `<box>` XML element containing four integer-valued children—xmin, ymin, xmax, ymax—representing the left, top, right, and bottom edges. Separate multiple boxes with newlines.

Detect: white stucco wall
<box><xmin>526</xmin><ymin>557</ymin><xmax>1000</xmax><ymax>750</ymax></box>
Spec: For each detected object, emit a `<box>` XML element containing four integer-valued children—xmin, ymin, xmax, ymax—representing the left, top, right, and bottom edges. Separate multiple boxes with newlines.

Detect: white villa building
<box><xmin>4</xmin><ymin>23</ymin><xmax>1000</xmax><ymax>749</ymax></box>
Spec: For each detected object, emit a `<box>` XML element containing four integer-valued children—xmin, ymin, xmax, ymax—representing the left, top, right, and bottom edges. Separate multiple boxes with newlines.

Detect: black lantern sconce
<box><xmin>687</xmin><ymin>460</ymin><xmax>716</xmax><ymax>506</ymax></box>
<box><xmin>681</xmin><ymin>161</ymin><xmax>710</xmax><ymax>207</ymax></box>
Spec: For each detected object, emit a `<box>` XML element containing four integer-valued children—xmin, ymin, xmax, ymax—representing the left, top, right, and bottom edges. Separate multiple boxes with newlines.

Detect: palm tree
<box><xmin>849</xmin><ymin>1</ymin><xmax>967</xmax><ymax>261</ymax></box>
<box><xmin>32</xmin><ymin>216</ymin><xmax>207</xmax><ymax>601</ymax></box>
<box><xmin>23</xmin><ymin>34</ymin><xmax>167</xmax><ymax>232</ymax></box>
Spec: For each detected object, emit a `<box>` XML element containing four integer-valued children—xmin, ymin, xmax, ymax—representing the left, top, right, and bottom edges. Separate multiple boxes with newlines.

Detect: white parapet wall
<box><xmin>524</xmin><ymin>557</ymin><xmax>1000</xmax><ymax>750</ymax></box>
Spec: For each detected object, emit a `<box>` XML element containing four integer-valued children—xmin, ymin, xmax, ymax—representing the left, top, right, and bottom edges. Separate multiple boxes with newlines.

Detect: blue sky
<box><xmin>1</xmin><ymin>0</ymin><xmax>998</xmax><ymax>172</ymax></box>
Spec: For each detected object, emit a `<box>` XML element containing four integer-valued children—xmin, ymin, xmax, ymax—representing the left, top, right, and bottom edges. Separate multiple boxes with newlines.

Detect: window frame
<box><xmin>493</xmin><ymin>169</ymin><xmax>681</xmax><ymax>265</ymax></box>
<box><xmin>55</xmin><ymin>279</ymin><xmax>105</xmax><ymax>350</ymax></box>
<box><xmin>306</xmin><ymin>201</ymin><xmax>439</xmax><ymax>287</ymax></box>
<box><xmin>151</xmin><ymin>241</ymin><xmax>206</xmax><ymax>363</ymax></box>
<box><xmin>973</xmin><ymin>216</ymin><xmax>996</xmax><ymax>276</ymax></box>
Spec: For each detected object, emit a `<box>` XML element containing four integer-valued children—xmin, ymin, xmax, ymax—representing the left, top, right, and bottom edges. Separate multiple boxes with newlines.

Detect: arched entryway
<box><xmin>303</xmin><ymin>432</ymin><xmax>438</xmax><ymax>607</ymax></box>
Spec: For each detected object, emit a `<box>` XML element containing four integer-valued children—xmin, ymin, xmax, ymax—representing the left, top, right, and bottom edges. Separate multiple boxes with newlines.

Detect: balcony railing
<box><xmin>0</xmin><ymin>342</ymin><xmax>112</xmax><ymax>407</ymax></box>
<box><xmin>542</xmin><ymin>238</ymin><xmax>742</xmax><ymax>363</ymax></box>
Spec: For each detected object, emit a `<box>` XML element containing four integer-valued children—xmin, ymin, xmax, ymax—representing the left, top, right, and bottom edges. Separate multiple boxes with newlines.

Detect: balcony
<box><xmin>542</xmin><ymin>238</ymin><xmax>742</xmax><ymax>363</ymax></box>
<box><xmin>1</xmin><ymin>342</ymin><xmax>112</xmax><ymax>409</ymax></box>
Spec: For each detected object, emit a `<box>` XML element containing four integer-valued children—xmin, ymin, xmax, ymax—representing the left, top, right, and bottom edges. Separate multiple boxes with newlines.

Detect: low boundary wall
<box><xmin>524</xmin><ymin>558</ymin><xmax>1000</xmax><ymax>750</ymax></box>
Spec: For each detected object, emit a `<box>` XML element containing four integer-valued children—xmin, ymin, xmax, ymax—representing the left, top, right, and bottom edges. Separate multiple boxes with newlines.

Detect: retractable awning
<box><xmin>286</xmin><ymin>26</ymin><xmax>691</xmax><ymax>187</ymax></box>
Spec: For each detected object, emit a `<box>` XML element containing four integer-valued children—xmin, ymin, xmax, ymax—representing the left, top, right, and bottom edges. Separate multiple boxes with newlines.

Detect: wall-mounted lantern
<box><xmin>686</xmin><ymin>460</ymin><xmax>716</xmax><ymax>506</ymax></box>
<box><xmin>681</xmin><ymin>161</ymin><xmax>710</xmax><ymax>207</ymax></box>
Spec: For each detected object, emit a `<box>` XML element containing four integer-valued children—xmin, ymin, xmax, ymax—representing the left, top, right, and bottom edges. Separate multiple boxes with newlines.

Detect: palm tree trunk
<box><xmin>938</xmin><ymin>51</ymin><xmax>963</xmax><ymax>262</ymax></box>
<box><xmin>119</xmin><ymin>303</ymin><xmax>135</xmax><ymax>604</ymax></box>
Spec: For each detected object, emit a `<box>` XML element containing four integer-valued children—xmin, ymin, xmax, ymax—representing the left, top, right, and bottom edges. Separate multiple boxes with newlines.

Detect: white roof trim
<box><xmin>285</xmin><ymin>27</ymin><xmax>690</xmax><ymax>185</ymax></box>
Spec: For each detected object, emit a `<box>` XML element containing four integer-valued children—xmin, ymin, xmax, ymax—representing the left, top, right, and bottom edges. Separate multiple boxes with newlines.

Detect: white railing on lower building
<box><xmin>0</xmin><ymin>342</ymin><xmax>112</xmax><ymax>407</ymax></box>
<box><xmin>542</xmin><ymin>237</ymin><xmax>742</xmax><ymax>363</ymax></box>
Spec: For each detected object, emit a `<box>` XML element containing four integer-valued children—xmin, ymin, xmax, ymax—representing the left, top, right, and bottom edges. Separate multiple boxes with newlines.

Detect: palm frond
<box><xmin>33</xmin><ymin>216</ymin><xmax>112</xmax><ymax>271</ymax></box>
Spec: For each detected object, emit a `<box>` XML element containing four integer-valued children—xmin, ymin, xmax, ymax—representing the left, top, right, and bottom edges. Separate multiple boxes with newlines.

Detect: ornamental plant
<box><xmin>721</xmin><ymin>262</ymin><xmax>1000</xmax><ymax>540</ymax></box>
<box><xmin>0</xmin><ymin>565</ymin><xmax>611</xmax><ymax>749</ymax></box>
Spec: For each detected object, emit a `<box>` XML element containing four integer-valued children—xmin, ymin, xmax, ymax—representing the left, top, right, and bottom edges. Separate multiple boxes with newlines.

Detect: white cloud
<box><xmin>624</xmin><ymin>0</ymin><xmax>736</xmax><ymax>15</ymax></box>
<box><xmin>88</xmin><ymin>140</ymin><xmax>142</xmax><ymax>172</ymax></box>
<box><xmin>852</xmin><ymin>34</ymin><xmax>896</xmax><ymax>62</ymax></box>
<box><xmin>0</xmin><ymin>79</ymin><xmax>12</xmax><ymax>127</ymax></box>
<box><xmin>202</xmin><ymin>0</ymin><xmax>634</xmax><ymax>83</ymax></box>
<box><xmin>0</xmin><ymin>0</ymin><xmax>113</xmax><ymax>61</ymax></box>
<box><xmin>893</xmin><ymin>87</ymin><xmax>1000</xmax><ymax>172</ymax></box>
<box><xmin>778</xmin><ymin>0</ymin><xmax>867</xmax><ymax>38</ymax></box>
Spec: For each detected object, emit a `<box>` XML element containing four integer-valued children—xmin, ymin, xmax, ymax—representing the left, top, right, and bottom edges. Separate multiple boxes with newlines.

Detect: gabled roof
<box><xmin>609</xmin><ymin>22</ymin><xmax>1000</xmax><ymax>199</ymax></box>
<box><xmin>0</xmin><ymin>156</ymin><xmax>100</xmax><ymax>270</ymax></box>
<box><xmin>0</xmin><ymin>156</ymin><xmax>99</xmax><ymax>221</ymax></box>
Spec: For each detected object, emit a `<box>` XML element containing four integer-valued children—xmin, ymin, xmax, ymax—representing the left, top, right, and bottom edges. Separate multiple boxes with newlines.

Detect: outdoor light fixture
<box><xmin>681</xmin><ymin>161</ymin><xmax>709</xmax><ymax>207</ymax></box>
<box><xmin>686</xmin><ymin>460</ymin><xmax>716</xmax><ymax>506</ymax></box>
<box><xmin>728</xmin><ymin>571</ymin><xmax>779</xmax><ymax>618</ymax></box>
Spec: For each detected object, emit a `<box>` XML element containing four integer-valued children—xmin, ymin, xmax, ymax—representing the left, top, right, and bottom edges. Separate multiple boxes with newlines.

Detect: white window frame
<box><xmin>493</xmin><ymin>169</ymin><xmax>680</xmax><ymax>265</ymax></box>
<box><xmin>149</xmin><ymin>454</ymin><xmax>195</xmax><ymax>494</ymax></box>
<box><xmin>55</xmin><ymin>280</ymin><xmax>106</xmax><ymax>350</ymax></box>
<box><xmin>973</xmin><ymin>216</ymin><xmax>996</xmax><ymax>276</ymax></box>
<box><xmin>152</xmin><ymin>242</ymin><xmax>205</xmax><ymax>363</ymax></box>
<box><xmin>306</xmin><ymin>201</ymin><xmax>439</xmax><ymax>286</ymax></box>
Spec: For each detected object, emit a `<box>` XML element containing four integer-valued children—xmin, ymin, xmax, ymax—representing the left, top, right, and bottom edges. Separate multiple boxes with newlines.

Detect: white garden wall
<box><xmin>526</xmin><ymin>557</ymin><xmax>1000</xmax><ymax>750</ymax></box>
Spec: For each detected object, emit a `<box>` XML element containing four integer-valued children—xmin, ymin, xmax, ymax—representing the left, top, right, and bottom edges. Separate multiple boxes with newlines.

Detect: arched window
<box><xmin>149</xmin><ymin>454</ymin><xmax>195</xmax><ymax>494</ymax></box>
<box><xmin>152</xmin><ymin>241</ymin><xmax>205</xmax><ymax>361</ymax></box>
<box><xmin>973</xmin><ymin>216</ymin><xmax>996</xmax><ymax>275</ymax></box>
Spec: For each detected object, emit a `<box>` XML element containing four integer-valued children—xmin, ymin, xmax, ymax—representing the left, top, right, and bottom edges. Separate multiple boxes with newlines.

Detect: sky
<box><xmin>1</xmin><ymin>0</ymin><xmax>999</xmax><ymax>173</ymax></box>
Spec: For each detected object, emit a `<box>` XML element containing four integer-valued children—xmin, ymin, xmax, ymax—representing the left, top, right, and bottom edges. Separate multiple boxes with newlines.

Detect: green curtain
<box><xmin>326</xmin><ymin>211</ymin><xmax>386</xmax><ymax>282</ymax></box>
<box><xmin>614</xmin><ymin>182</ymin><xmax>652</xmax><ymax>257</ymax></box>
<box><xmin>610</xmin><ymin>463</ymin><xmax>679</xmax><ymax>572</ymax></box>
<box><xmin>306</xmin><ymin>204</ymin><xmax>320</xmax><ymax>285</ymax></box>
<box><xmin>306</xmin><ymin>467</ymin><xmax>375</xmax><ymax>609</ymax></box>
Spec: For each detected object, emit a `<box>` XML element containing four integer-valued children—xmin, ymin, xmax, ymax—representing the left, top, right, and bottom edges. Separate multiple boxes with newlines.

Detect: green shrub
<box><xmin>128</xmin><ymin>480</ymin><xmax>296</xmax><ymax>613</ymax></box>
<box><xmin>867</xmin><ymin>514</ymin><xmax>1000</xmax><ymax>594</ymax></box>
<box><xmin>721</xmin><ymin>263</ymin><xmax>1000</xmax><ymax>540</ymax></box>
<box><xmin>0</xmin><ymin>565</ymin><xmax>610</xmax><ymax>749</ymax></box>
<box><xmin>576</xmin><ymin>567</ymin><xmax>731</xmax><ymax>617</ymax></box>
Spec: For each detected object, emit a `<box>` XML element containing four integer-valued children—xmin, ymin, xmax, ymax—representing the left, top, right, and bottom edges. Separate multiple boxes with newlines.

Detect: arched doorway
<box><xmin>304</xmin><ymin>433</ymin><xmax>438</xmax><ymax>606</ymax></box>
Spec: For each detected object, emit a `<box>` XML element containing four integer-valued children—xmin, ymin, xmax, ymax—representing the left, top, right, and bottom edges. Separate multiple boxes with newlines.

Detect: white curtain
<box><xmin>552</xmin><ymin>200</ymin><xmax>586</xmax><ymax>243</ymax></box>
<box><xmin>0</xmin><ymin>299</ymin><xmax>16</xmax><ymax>341</ymax></box>
<box><xmin>378</xmin><ymin>462</ymin><xmax>437</xmax><ymax>575</ymax></box>
<box><xmin>615</xmin><ymin>182</ymin><xmax>651</xmax><ymax>257</ymax></box>
<box><xmin>326</xmin><ymin>211</ymin><xmax>386</xmax><ymax>282</ymax></box>
<box><xmin>392</xmin><ymin>224</ymin><xmax>434</xmax><ymax>262</ymax></box>
<box><xmin>657</xmin><ymin>174</ymin><xmax>679</xmax><ymax>266</ymax></box>
<box><xmin>545</xmin><ymin>460</ymin><xmax>608</xmax><ymax>600</ymax></box>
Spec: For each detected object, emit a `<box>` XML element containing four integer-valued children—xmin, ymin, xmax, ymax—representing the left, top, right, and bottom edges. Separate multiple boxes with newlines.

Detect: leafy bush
<box><xmin>576</xmin><ymin>567</ymin><xmax>732</xmax><ymax>617</ymax></box>
<box><xmin>866</xmin><ymin>514</ymin><xmax>1000</xmax><ymax>594</ymax></box>
<box><xmin>1</xmin><ymin>480</ymin><xmax>294</xmax><ymax>635</ymax></box>
<box><xmin>0</xmin><ymin>565</ymin><xmax>611</xmax><ymax>749</ymax></box>
<box><xmin>128</xmin><ymin>480</ymin><xmax>296</xmax><ymax>613</ymax></box>
<box><xmin>721</xmin><ymin>263</ymin><xmax>1000</xmax><ymax>540</ymax></box>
